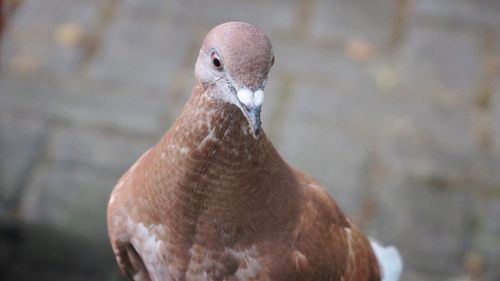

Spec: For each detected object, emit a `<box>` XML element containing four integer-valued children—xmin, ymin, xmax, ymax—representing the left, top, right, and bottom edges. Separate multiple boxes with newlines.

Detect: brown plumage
<box><xmin>107</xmin><ymin>22</ymin><xmax>381</xmax><ymax>281</ymax></box>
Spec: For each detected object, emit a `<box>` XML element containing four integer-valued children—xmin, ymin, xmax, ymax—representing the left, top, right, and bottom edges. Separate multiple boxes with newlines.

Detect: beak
<box><xmin>236</xmin><ymin>88</ymin><xmax>264</xmax><ymax>138</ymax></box>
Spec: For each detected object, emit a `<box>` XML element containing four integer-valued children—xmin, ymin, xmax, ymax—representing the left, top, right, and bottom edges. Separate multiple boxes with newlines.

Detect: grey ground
<box><xmin>0</xmin><ymin>0</ymin><xmax>499</xmax><ymax>280</ymax></box>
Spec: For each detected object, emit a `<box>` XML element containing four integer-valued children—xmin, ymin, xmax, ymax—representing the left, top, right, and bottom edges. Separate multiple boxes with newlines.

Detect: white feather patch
<box><xmin>370</xmin><ymin>240</ymin><xmax>403</xmax><ymax>281</ymax></box>
<box><xmin>227</xmin><ymin>246</ymin><xmax>262</xmax><ymax>280</ymax></box>
<box><xmin>237</xmin><ymin>88</ymin><xmax>254</xmax><ymax>108</ymax></box>
<box><xmin>253</xmin><ymin>89</ymin><xmax>264</xmax><ymax>107</ymax></box>
<box><xmin>124</xmin><ymin>217</ymin><xmax>175</xmax><ymax>281</ymax></box>
<box><xmin>179</xmin><ymin>146</ymin><xmax>190</xmax><ymax>154</ymax></box>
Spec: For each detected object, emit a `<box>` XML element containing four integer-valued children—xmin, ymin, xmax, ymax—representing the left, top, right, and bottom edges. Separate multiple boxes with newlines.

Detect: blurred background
<box><xmin>0</xmin><ymin>0</ymin><xmax>499</xmax><ymax>280</ymax></box>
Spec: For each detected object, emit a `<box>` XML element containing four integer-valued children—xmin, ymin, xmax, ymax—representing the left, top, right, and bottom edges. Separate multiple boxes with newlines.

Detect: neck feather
<box><xmin>150</xmin><ymin>83</ymin><xmax>299</xmax><ymax>247</ymax></box>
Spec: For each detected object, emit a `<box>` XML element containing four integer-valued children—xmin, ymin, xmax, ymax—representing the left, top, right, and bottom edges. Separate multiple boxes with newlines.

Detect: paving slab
<box><xmin>415</xmin><ymin>0</ymin><xmax>500</xmax><ymax>28</ymax></box>
<box><xmin>311</xmin><ymin>0</ymin><xmax>396</xmax><ymax>47</ymax></box>
<box><xmin>2</xmin><ymin>0</ymin><xmax>103</xmax><ymax>80</ymax></box>
<box><xmin>168</xmin><ymin>0</ymin><xmax>299</xmax><ymax>36</ymax></box>
<box><xmin>20</xmin><ymin>160</ymin><xmax>116</xmax><ymax>241</ymax></box>
<box><xmin>395</xmin><ymin>23</ymin><xmax>483</xmax><ymax>109</ymax></box>
<box><xmin>373</xmin><ymin>177</ymin><xmax>473</xmax><ymax>276</ymax></box>
<box><xmin>0</xmin><ymin>109</ymin><xmax>47</xmax><ymax>207</ymax></box>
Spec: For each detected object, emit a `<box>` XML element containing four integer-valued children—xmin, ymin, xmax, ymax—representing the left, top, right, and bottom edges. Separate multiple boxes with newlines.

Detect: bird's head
<box><xmin>195</xmin><ymin>22</ymin><xmax>274</xmax><ymax>138</ymax></box>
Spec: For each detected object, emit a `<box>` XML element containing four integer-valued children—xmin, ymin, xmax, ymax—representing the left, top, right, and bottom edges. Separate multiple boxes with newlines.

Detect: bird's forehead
<box><xmin>203</xmin><ymin>22</ymin><xmax>273</xmax><ymax>61</ymax></box>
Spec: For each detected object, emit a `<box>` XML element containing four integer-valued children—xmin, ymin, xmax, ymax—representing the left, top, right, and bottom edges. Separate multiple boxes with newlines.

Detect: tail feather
<box><xmin>370</xmin><ymin>240</ymin><xmax>403</xmax><ymax>281</ymax></box>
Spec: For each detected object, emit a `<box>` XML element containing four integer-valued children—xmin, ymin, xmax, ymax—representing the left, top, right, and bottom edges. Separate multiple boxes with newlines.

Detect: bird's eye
<box><xmin>211</xmin><ymin>52</ymin><xmax>223</xmax><ymax>71</ymax></box>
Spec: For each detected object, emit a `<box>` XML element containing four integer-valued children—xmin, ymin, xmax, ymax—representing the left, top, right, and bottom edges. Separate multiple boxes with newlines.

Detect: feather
<box><xmin>370</xmin><ymin>240</ymin><xmax>403</xmax><ymax>281</ymax></box>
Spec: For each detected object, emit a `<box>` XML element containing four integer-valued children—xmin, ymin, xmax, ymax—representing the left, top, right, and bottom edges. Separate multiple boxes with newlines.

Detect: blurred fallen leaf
<box><xmin>464</xmin><ymin>252</ymin><xmax>484</xmax><ymax>280</ymax></box>
<box><xmin>10</xmin><ymin>52</ymin><xmax>39</xmax><ymax>75</ymax></box>
<box><xmin>346</xmin><ymin>38</ymin><xmax>375</xmax><ymax>61</ymax></box>
<box><xmin>55</xmin><ymin>22</ymin><xmax>85</xmax><ymax>47</ymax></box>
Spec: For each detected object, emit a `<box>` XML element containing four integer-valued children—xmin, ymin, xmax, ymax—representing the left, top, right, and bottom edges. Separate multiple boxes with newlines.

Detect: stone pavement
<box><xmin>0</xmin><ymin>0</ymin><xmax>499</xmax><ymax>280</ymax></box>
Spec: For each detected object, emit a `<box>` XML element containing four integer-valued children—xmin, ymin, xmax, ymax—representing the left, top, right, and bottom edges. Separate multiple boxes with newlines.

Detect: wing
<box><xmin>290</xmin><ymin>170</ymin><xmax>381</xmax><ymax>281</ymax></box>
<box><xmin>112</xmin><ymin>240</ymin><xmax>152</xmax><ymax>281</ymax></box>
<box><xmin>108</xmin><ymin>149</ymin><xmax>155</xmax><ymax>281</ymax></box>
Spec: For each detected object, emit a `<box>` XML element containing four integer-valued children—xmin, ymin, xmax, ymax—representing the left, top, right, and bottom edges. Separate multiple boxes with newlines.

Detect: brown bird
<box><xmin>107</xmin><ymin>22</ymin><xmax>402</xmax><ymax>281</ymax></box>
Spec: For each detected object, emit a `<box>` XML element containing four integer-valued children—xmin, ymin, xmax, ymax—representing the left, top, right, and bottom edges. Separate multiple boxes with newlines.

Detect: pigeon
<box><xmin>107</xmin><ymin>21</ymin><xmax>402</xmax><ymax>281</ymax></box>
